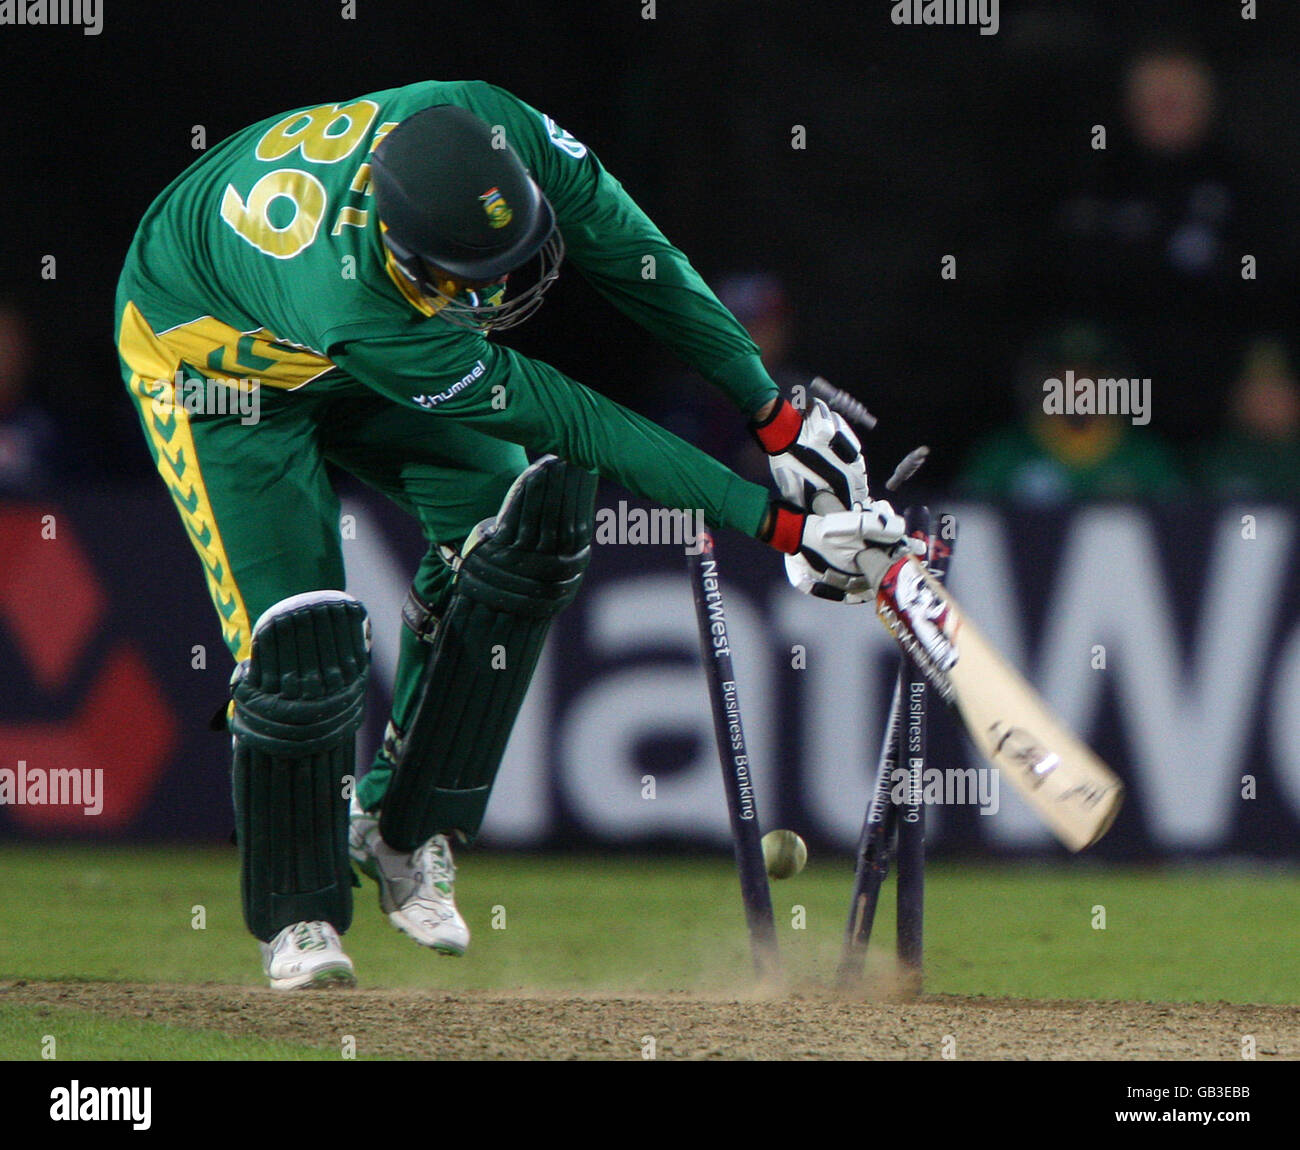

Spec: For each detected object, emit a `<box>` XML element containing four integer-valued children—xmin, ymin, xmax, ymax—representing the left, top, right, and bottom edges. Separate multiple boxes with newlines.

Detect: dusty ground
<box><xmin>4</xmin><ymin>979</ymin><xmax>1299</xmax><ymax>1060</ymax></box>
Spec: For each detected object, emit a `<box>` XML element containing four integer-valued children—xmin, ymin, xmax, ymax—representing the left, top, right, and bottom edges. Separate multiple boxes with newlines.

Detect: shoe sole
<box><xmin>268</xmin><ymin>965</ymin><xmax>357</xmax><ymax>991</ymax></box>
<box><xmin>352</xmin><ymin>856</ymin><xmax>470</xmax><ymax>956</ymax></box>
<box><xmin>388</xmin><ymin>913</ymin><xmax>468</xmax><ymax>956</ymax></box>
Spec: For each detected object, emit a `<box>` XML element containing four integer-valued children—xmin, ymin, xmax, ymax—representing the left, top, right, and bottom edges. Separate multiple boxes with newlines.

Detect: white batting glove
<box><xmin>785</xmin><ymin>551</ymin><xmax>873</xmax><ymax>604</ymax></box>
<box><xmin>751</xmin><ymin>397</ymin><xmax>870</xmax><ymax>513</ymax></box>
<box><xmin>791</xmin><ymin>500</ymin><xmax>924</xmax><ymax>598</ymax></box>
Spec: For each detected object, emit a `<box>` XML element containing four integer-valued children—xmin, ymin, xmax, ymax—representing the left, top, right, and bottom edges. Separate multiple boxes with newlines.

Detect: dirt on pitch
<box><xmin>4</xmin><ymin>979</ymin><xmax>1298</xmax><ymax>1060</ymax></box>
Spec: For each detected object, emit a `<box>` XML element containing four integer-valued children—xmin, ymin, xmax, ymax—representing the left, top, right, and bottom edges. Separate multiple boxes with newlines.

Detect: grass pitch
<box><xmin>1</xmin><ymin>844</ymin><xmax>1298</xmax><ymax>1059</ymax></box>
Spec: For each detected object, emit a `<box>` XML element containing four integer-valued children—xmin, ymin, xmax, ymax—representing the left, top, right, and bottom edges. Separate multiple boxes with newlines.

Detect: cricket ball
<box><xmin>761</xmin><ymin>829</ymin><xmax>808</xmax><ymax>879</ymax></box>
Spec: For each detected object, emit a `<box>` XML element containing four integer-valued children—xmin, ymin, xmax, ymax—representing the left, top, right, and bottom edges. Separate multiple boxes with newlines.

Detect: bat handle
<box><xmin>808</xmin><ymin>377</ymin><xmax>930</xmax><ymax>493</ymax></box>
<box><xmin>809</xmin><ymin>376</ymin><xmax>878</xmax><ymax>433</ymax></box>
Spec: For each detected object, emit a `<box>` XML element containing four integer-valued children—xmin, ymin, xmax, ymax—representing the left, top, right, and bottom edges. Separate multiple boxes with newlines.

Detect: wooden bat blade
<box><xmin>876</xmin><ymin>558</ymin><xmax>1123</xmax><ymax>851</ymax></box>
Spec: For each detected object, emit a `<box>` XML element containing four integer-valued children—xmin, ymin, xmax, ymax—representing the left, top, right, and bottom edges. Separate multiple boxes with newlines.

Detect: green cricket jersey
<box><xmin>116</xmin><ymin>79</ymin><xmax>778</xmax><ymax>535</ymax></box>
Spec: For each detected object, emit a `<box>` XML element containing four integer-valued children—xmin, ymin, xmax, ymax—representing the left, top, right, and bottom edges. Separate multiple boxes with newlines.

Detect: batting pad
<box><xmin>380</xmin><ymin>456</ymin><xmax>596</xmax><ymax>849</ymax></box>
<box><xmin>231</xmin><ymin>591</ymin><xmax>370</xmax><ymax>941</ymax></box>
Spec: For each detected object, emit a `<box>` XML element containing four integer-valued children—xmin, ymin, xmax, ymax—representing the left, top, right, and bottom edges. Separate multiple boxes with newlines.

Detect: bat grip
<box><xmin>809</xmin><ymin>376</ymin><xmax>878</xmax><ymax>433</ymax></box>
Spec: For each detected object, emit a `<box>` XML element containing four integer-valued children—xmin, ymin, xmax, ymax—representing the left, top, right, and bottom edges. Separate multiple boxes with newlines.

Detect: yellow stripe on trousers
<box><xmin>119</xmin><ymin>300</ymin><xmax>254</xmax><ymax>660</ymax></box>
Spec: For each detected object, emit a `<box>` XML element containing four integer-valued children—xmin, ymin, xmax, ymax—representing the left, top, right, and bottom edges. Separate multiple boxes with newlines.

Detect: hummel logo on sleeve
<box><xmin>412</xmin><ymin>360</ymin><xmax>487</xmax><ymax>409</ymax></box>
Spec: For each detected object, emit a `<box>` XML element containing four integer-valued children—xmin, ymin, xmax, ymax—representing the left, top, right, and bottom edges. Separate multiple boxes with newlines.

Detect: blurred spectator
<box><xmin>0</xmin><ymin>301</ymin><xmax>62</xmax><ymax>495</ymax></box>
<box><xmin>958</xmin><ymin>323</ymin><xmax>1186</xmax><ymax>505</ymax></box>
<box><xmin>1046</xmin><ymin>43</ymin><xmax>1274</xmax><ymax>444</ymax></box>
<box><xmin>1199</xmin><ymin>337</ymin><xmax>1300</xmax><ymax>501</ymax></box>
<box><xmin>650</xmin><ymin>272</ymin><xmax>809</xmax><ymax>484</ymax></box>
<box><xmin>717</xmin><ymin>274</ymin><xmax>803</xmax><ymax>389</ymax></box>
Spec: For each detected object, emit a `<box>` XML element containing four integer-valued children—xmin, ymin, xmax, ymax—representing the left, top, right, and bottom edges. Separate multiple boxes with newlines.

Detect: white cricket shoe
<box><xmin>349</xmin><ymin>797</ymin><xmax>471</xmax><ymax>955</ymax></box>
<box><xmin>260</xmin><ymin>920</ymin><xmax>356</xmax><ymax>991</ymax></box>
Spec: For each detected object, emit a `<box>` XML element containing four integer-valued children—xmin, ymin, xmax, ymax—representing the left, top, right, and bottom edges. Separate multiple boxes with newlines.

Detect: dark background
<box><xmin>4</xmin><ymin>0</ymin><xmax>1299</xmax><ymax>489</ymax></box>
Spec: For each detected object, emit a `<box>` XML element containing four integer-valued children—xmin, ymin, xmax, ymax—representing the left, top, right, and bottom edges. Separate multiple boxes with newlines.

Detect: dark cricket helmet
<box><xmin>371</xmin><ymin>104</ymin><xmax>564</xmax><ymax>330</ymax></box>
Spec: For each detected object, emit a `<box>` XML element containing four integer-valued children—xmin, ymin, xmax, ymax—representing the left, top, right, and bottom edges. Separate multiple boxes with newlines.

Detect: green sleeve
<box><xmin>331</xmin><ymin>331</ymin><xmax>772</xmax><ymax>538</ymax></box>
<box><xmin>459</xmin><ymin>82</ymin><xmax>780</xmax><ymax>417</ymax></box>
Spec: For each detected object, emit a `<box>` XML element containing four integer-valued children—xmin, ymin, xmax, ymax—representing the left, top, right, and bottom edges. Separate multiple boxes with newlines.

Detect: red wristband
<box><xmin>762</xmin><ymin>503</ymin><xmax>806</xmax><ymax>555</ymax></box>
<box><xmin>750</xmin><ymin>398</ymin><xmax>802</xmax><ymax>454</ymax></box>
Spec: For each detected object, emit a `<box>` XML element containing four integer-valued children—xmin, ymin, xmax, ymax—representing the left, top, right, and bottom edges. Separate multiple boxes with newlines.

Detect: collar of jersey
<box><xmin>382</xmin><ymin>244</ymin><xmax>446</xmax><ymax>319</ymax></box>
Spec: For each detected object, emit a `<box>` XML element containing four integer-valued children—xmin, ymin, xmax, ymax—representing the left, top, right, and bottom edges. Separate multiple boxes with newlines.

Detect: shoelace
<box><xmin>292</xmin><ymin>922</ymin><xmax>331</xmax><ymax>952</ymax></box>
<box><xmin>413</xmin><ymin>836</ymin><xmax>456</xmax><ymax>893</ymax></box>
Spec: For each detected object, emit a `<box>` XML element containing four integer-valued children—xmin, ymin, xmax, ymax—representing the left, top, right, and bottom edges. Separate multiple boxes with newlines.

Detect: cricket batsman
<box><xmin>115</xmin><ymin>80</ymin><xmax>909</xmax><ymax>988</ymax></box>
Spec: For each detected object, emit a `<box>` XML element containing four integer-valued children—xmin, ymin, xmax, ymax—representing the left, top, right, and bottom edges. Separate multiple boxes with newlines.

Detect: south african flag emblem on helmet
<box><xmin>478</xmin><ymin>186</ymin><xmax>513</xmax><ymax>229</ymax></box>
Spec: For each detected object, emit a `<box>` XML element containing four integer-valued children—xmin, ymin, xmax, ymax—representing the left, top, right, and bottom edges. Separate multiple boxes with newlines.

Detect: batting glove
<box><xmin>785</xmin><ymin>551</ymin><xmax>873</xmax><ymax>604</ymax></box>
<box><xmin>762</xmin><ymin>499</ymin><xmax>922</xmax><ymax>600</ymax></box>
<box><xmin>751</xmin><ymin>396</ymin><xmax>870</xmax><ymax>514</ymax></box>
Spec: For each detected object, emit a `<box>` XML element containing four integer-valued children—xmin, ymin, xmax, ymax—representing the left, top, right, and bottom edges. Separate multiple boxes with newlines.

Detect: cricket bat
<box><xmin>875</xmin><ymin>554</ymin><xmax>1123</xmax><ymax>851</ymax></box>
